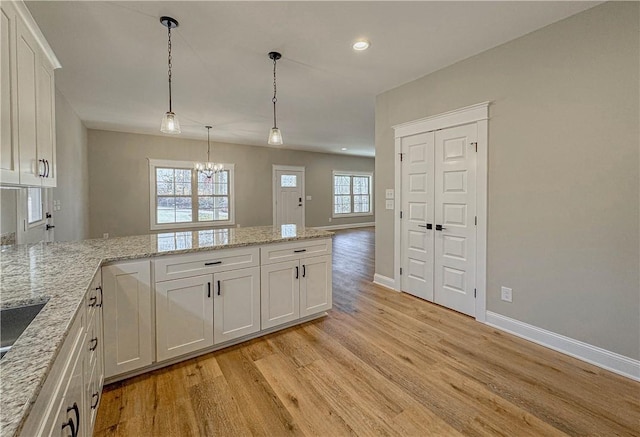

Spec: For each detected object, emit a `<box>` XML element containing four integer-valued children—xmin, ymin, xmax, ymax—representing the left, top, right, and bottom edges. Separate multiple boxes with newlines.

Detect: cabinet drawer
<box><xmin>154</xmin><ymin>247</ymin><xmax>259</xmax><ymax>282</ymax></box>
<box><xmin>260</xmin><ymin>239</ymin><xmax>332</xmax><ymax>265</ymax></box>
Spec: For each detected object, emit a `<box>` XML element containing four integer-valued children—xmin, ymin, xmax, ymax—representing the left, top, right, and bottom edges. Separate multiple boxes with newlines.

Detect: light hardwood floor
<box><xmin>95</xmin><ymin>227</ymin><xmax>640</xmax><ymax>436</ymax></box>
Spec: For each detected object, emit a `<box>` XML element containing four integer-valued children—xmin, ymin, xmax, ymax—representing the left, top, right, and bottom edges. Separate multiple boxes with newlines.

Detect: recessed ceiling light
<box><xmin>341</xmin><ymin>147</ymin><xmax>348</xmax><ymax>151</ymax></box>
<box><xmin>352</xmin><ymin>40</ymin><xmax>370</xmax><ymax>51</ymax></box>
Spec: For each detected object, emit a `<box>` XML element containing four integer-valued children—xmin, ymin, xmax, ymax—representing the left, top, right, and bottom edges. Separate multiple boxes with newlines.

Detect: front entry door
<box><xmin>400</xmin><ymin>123</ymin><xmax>478</xmax><ymax>317</ymax></box>
<box><xmin>273</xmin><ymin>167</ymin><xmax>305</xmax><ymax>228</ymax></box>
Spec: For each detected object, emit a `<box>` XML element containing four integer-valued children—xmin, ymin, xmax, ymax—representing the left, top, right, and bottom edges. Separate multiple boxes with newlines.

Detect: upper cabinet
<box><xmin>0</xmin><ymin>0</ymin><xmax>60</xmax><ymax>187</ymax></box>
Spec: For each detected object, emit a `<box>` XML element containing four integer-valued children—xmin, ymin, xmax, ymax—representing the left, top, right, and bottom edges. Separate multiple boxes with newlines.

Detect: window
<box><xmin>149</xmin><ymin>159</ymin><xmax>235</xmax><ymax>230</ymax></box>
<box><xmin>332</xmin><ymin>171</ymin><xmax>373</xmax><ymax>217</ymax></box>
<box><xmin>280</xmin><ymin>174</ymin><xmax>297</xmax><ymax>187</ymax></box>
<box><xmin>27</xmin><ymin>187</ymin><xmax>43</xmax><ymax>224</ymax></box>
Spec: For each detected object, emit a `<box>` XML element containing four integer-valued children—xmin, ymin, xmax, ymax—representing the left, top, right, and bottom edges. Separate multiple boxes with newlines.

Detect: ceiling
<box><xmin>26</xmin><ymin>1</ymin><xmax>598</xmax><ymax>157</ymax></box>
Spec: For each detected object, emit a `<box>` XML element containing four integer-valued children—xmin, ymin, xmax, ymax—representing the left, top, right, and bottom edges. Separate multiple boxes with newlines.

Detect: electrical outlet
<box><xmin>328</xmin><ymin>217</ymin><xmax>332</xmax><ymax>223</ymax></box>
<box><xmin>103</xmin><ymin>233</ymin><xmax>109</xmax><ymax>239</ymax></box>
<box><xmin>501</xmin><ymin>286</ymin><xmax>513</xmax><ymax>303</ymax></box>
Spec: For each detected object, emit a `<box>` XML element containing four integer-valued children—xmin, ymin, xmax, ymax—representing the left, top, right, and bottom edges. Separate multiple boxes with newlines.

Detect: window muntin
<box><xmin>332</xmin><ymin>172</ymin><xmax>373</xmax><ymax>217</ymax></box>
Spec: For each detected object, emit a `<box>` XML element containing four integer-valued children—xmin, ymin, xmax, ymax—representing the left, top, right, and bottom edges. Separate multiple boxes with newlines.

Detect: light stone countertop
<box><xmin>0</xmin><ymin>225</ymin><xmax>332</xmax><ymax>437</ymax></box>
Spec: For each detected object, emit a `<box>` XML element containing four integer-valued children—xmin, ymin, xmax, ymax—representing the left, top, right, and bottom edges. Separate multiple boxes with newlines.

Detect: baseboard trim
<box><xmin>314</xmin><ymin>222</ymin><xmax>375</xmax><ymax>231</ymax></box>
<box><xmin>373</xmin><ymin>273</ymin><xmax>398</xmax><ymax>291</ymax></box>
<box><xmin>485</xmin><ymin>311</ymin><xmax>640</xmax><ymax>382</ymax></box>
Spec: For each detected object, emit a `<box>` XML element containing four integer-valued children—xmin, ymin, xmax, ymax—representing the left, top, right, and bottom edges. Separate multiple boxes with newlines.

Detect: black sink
<box><xmin>0</xmin><ymin>302</ymin><xmax>47</xmax><ymax>359</ymax></box>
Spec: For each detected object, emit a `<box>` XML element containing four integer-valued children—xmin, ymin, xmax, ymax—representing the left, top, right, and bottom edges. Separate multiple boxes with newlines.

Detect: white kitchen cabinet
<box><xmin>214</xmin><ymin>266</ymin><xmax>260</xmax><ymax>344</ymax></box>
<box><xmin>102</xmin><ymin>260</ymin><xmax>152</xmax><ymax>378</ymax></box>
<box><xmin>155</xmin><ymin>274</ymin><xmax>214</xmax><ymax>361</ymax></box>
<box><xmin>0</xmin><ymin>3</ymin><xmax>19</xmax><ymax>184</ymax></box>
<box><xmin>84</xmin><ymin>271</ymin><xmax>103</xmax><ymax>436</ymax></box>
<box><xmin>0</xmin><ymin>0</ymin><xmax>59</xmax><ymax>187</ymax></box>
<box><xmin>50</xmin><ymin>340</ymin><xmax>85</xmax><ymax>437</ymax></box>
<box><xmin>261</xmin><ymin>260</ymin><xmax>300</xmax><ymax>330</ymax></box>
<box><xmin>299</xmin><ymin>255</ymin><xmax>332</xmax><ymax>317</ymax></box>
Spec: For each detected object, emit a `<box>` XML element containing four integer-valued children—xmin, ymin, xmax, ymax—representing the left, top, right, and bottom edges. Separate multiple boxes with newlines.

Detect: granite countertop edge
<box><xmin>0</xmin><ymin>226</ymin><xmax>333</xmax><ymax>437</ymax></box>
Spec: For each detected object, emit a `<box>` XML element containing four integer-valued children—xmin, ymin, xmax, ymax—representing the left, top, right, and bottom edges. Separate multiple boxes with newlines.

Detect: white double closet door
<box><xmin>400</xmin><ymin>122</ymin><xmax>477</xmax><ymax>316</ymax></box>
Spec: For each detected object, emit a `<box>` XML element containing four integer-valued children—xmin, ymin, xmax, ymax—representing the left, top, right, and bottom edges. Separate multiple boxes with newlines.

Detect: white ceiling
<box><xmin>26</xmin><ymin>1</ymin><xmax>598</xmax><ymax>157</ymax></box>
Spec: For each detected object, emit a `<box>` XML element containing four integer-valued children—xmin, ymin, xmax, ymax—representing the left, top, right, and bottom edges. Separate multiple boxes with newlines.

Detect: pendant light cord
<box><xmin>272</xmin><ymin>57</ymin><xmax>277</xmax><ymax>128</ymax></box>
<box><xmin>167</xmin><ymin>25</ymin><xmax>173</xmax><ymax>113</ymax></box>
<box><xmin>206</xmin><ymin>126</ymin><xmax>211</xmax><ymax>161</ymax></box>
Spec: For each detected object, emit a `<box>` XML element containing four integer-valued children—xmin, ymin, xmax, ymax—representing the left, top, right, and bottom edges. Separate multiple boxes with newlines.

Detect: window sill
<box><xmin>331</xmin><ymin>212</ymin><xmax>374</xmax><ymax>219</ymax></box>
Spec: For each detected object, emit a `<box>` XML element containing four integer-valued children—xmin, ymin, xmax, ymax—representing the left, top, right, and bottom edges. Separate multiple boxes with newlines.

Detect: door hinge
<box><xmin>474</xmin><ymin>288</ymin><xmax>477</xmax><ymax>298</ymax></box>
<box><xmin>400</xmin><ymin>268</ymin><xmax>403</xmax><ymax>275</ymax></box>
<box><xmin>475</xmin><ymin>216</ymin><xmax>477</xmax><ymax>226</ymax></box>
<box><xmin>399</xmin><ymin>153</ymin><xmax>404</xmax><ymax>162</ymax></box>
<box><xmin>400</xmin><ymin>211</ymin><xmax>403</xmax><ymax>219</ymax></box>
<box><xmin>471</xmin><ymin>142</ymin><xmax>477</xmax><ymax>152</ymax></box>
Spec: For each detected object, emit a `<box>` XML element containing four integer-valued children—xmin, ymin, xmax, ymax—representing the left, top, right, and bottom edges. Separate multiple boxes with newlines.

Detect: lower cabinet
<box><xmin>102</xmin><ymin>260</ymin><xmax>152</xmax><ymax>378</ymax></box>
<box><xmin>214</xmin><ymin>266</ymin><xmax>260</xmax><ymax>344</ymax></box>
<box><xmin>156</xmin><ymin>274</ymin><xmax>214</xmax><ymax>361</ymax></box>
<box><xmin>261</xmin><ymin>255</ymin><xmax>332</xmax><ymax>330</ymax></box>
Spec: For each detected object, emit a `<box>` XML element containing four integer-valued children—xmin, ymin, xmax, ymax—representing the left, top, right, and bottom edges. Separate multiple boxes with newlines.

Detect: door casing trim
<box><xmin>392</xmin><ymin>102</ymin><xmax>489</xmax><ymax>322</ymax></box>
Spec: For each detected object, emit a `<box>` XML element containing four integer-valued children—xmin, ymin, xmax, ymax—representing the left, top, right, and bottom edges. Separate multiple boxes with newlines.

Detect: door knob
<box><xmin>435</xmin><ymin>224</ymin><xmax>447</xmax><ymax>231</ymax></box>
<box><xmin>418</xmin><ymin>224</ymin><xmax>433</xmax><ymax>229</ymax></box>
<box><xmin>46</xmin><ymin>224</ymin><xmax>55</xmax><ymax>231</ymax></box>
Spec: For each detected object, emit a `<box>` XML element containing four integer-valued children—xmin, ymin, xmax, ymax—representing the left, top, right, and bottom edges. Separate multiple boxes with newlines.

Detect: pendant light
<box><xmin>160</xmin><ymin>16</ymin><xmax>181</xmax><ymax>134</ymax></box>
<box><xmin>267</xmin><ymin>51</ymin><xmax>283</xmax><ymax>145</ymax></box>
<box><xmin>195</xmin><ymin>126</ymin><xmax>223</xmax><ymax>179</ymax></box>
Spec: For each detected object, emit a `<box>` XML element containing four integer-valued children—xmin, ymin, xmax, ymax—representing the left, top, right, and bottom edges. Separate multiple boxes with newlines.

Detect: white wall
<box><xmin>375</xmin><ymin>2</ymin><xmax>639</xmax><ymax>360</ymax></box>
<box><xmin>51</xmin><ymin>88</ymin><xmax>89</xmax><ymax>241</ymax></box>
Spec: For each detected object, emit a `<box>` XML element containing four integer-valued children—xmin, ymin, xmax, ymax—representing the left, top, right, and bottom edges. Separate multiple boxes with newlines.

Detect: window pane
<box><xmin>214</xmin><ymin>196</ymin><xmax>229</xmax><ymax>221</ymax></box>
<box><xmin>198</xmin><ymin>196</ymin><xmax>214</xmax><ymax>221</ymax></box>
<box><xmin>157</xmin><ymin>168</ymin><xmax>174</xmax><ymax>183</ymax></box>
<box><xmin>334</xmin><ymin>195</ymin><xmax>351</xmax><ymax>214</ymax></box>
<box><xmin>353</xmin><ymin>176</ymin><xmax>369</xmax><ymax>195</ymax></box>
<box><xmin>175</xmin><ymin>197</ymin><xmax>192</xmax><ymax>222</ymax></box>
<box><xmin>175</xmin><ymin>169</ymin><xmax>191</xmax><ymax>183</ymax></box>
<box><xmin>27</xmin><ymin>188</ymin><xmax>43</xmax><ymax>223</ymax></box>
<box><xmin>354</xmin><ymin>195</ymin><xmax>370</xmax><ymax>213</ymax></box>
<box><xmin>157</xmin><ymin>197</ymin><xmax>175</xmax><ymax>223</ymax></box>
<box><xmin>215</xmin><ymin>171</ymin><xmax>228</xmax><ymax>185</ymax></box>
<box><xmin>198</xmin><ymin>173</ymin><xmax>214</xmax><ymax>195</ymax></box>
<box><xmin>174</xmin><ymin>182</ymin><xmax>191</xmax><ymax>196</ymax></box>
<box><xmin>280</xmin><ymin>174</ymin><xmax>297</xmax><ymax>187</ymax></box>
<box><xmin>334</xmin><ymin>175</ymin><xmax>351</xmax><ymax>195</ymax></box>
<box><xmin>214</xmin><ymin>182</ymin><xmax>228</xmax><ymax>195</ymax></box>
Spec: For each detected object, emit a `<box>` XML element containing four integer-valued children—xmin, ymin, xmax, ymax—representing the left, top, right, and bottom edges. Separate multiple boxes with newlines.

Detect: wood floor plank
<box><xmin>95</xmin><ymin>227</ymin><xmax>640</xmax><ymax>436</ymax></box>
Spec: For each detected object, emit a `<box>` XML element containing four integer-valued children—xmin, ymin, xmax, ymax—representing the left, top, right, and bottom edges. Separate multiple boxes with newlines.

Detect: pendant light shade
<box><xmin>195</xmin><ymin>126</ymin><xmax>224</xmax><ymax>179</ymax></box>
<box><xmin>267</xmin><ymin>51</ymin><xmax>283</xmax><ymax>145</ymax></box>
<box><xmin>268</xmin><ymin>127</ymin><xmax>283</xmax><ymax>146</ymax></box>
<box><xmin>160</xmin><ymin>16</ymin><xmax>181</xmax><ymax>134</ymax></box>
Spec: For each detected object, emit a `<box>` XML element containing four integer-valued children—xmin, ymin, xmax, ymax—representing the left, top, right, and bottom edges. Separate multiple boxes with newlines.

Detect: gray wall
<box><xmin>0</xmin><ymin>189</ymin><xmax>17</xmax><ymax>235</ymax></box>
<box><xmin>88</xmin><ymin>129</ymin><xmax>374</xmax><ymax>238</ymax></box>
<box><xmin>375</xmin><ymin>2</ymin><xmax>639</xmax><ymax>359</ymax></box>
<box><xmin>52</xmin><ymin>88</ymin><xmax>89</xmax><ymax>241</ymax></box>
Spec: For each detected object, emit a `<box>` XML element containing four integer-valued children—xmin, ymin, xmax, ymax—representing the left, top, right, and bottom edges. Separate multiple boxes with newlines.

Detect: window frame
<box><xmin>148</xmin><ymin>159</ymin><xmax>235</xmax><ymax>231</ymax></box>
<box><xmin>27</xmin><ymin>187</ymin><xmax>45</xmax><ymax>227</ymax></box>
<box><xmin>332</xmin><ymin>170</ymin><xmax>374</xmax><ymax>218</ymax></box>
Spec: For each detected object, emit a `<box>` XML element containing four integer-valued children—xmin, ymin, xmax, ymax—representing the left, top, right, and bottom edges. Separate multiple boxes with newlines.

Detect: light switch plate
<box><xmin>501</xmin><ymin>286</ymin><xmax>513</xmax><ymax>303</ymax></box>
<box><xmin>385</xmin><ymin>189</ymin><xmax>394</xmax><ymax>199</ymax></box>
<box><xmin>385</xmin><ymin>200</ymin><xmax>394</xmax><ymax>210</ymax></box>
<box><xmin>306</xmin><ymin>195</ymin><xmax>312</xmax><ymax>201</ymax></box>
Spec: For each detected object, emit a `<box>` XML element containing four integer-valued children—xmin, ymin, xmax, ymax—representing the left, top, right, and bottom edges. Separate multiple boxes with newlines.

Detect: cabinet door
<box><xmin>15</xmin><ymin>17</ymin><xmax>41</xmax><ymax>186</ymax></box>
<box><xmin>214</xmin><ymin>267</ymin><xmax>260</xmax><ymax>344</ymax></box>
<box><xmin>260</xmin><ymin>260</ymin><xmax>300</xmax><ymax>330</ymax></box>
<box><xmin>156</xmin><ymin>274</ymin><xmax>214</xmax><ymax>361</ymax></box>
<box><xmin>102</xmin><ymin>260</ymin><xmax>152</xmax><ymax>378</ymax></box>
<box><xmin>0</xmin><ymin>3</ymin><xmax>19</xmax><ymax>184</ymax></box>
<box><xmin>37</xmin><ymin>60</ymin><xmax>55</xmax><ymax>187</ymax></box>
<box><xmin>48</xmin><ymin>338</ymin><xmax>85</xmax><ymax>437</ymax></box>
<box><xmin>300</xmin><ymin>255</ymin><xmax>332</xmax><ymax>317</ymax></box>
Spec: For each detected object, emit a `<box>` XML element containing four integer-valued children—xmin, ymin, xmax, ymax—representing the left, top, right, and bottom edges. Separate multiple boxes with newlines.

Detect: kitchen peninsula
<box><xmin>0</xmin><ymin>225</ymin><xmax>333</xmax><ymax>437</ymax></box>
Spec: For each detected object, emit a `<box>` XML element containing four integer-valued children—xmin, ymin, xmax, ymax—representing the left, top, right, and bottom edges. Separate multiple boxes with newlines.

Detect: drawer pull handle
<box><xmin>96</xmin><ymin>286</ymin><xmax>103</xmax><ymax>307</ymax></box>
<box><xmin>89</xmin><ymin>337</ymin><xmax>98</xmax><ymax>351</ymax></box>
<box><xmin>91</xmin><ymin>392</ymin><xmax>100</xmax><ymax>409</ymax></box>
<box><xmin>67</xmin><ymin>402</ymin><xmax>79</xmax><ymax>437</ymax></box>
<box><xmin>62</xmin><ymin>418</ymin><xmax>76</xmax><ymax>437</ymax></box>
<box><xmin>294</xmin><ymin>249</ymin><xmax>306</xmax><ymax>253</ymax></box>
<box><xmin>205</xmin><ymin>261</ymin><xmax>222</xmax><ymax>266</ymax></box>
<box><xmin>88</xmin><ymin>296</ymin><xmax>97</xmax><ymax>307</ymax></box>
<box><xmin>217</xmin><ymin>280</ymin><xmax>221</xmax><ymax>296</ymax></box>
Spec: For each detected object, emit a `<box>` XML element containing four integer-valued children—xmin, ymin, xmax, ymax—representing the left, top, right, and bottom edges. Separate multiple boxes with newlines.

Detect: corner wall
<box><xmin>375</xmin><ymin>2</ymin><xmax>639</xmax><ymax>360</ymax></box>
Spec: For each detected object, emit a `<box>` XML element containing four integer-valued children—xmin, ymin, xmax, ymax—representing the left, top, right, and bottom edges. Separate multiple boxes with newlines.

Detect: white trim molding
<box><xmin>13</xmin><ymin>0</ymin><xmax>61</xmax><ymax>69</ymax></box>
<box><xmin>373</xmin><ymin>274</ymin><xmax>398</xmax><ymax>291</ymax></box>
<box><xmin>314</xmin><ymin>222</ymin><xmax>375</xmax><ymax>231</ymax></box>
<box><xmin>485</xmin><ymin>311</ymin><xmax>640</xmax><ymax>382</ymax></box>
<box><xmin>393</xmin><ymin>102</ymin><xmax>490</xmax><ymax>322</ymax></box>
